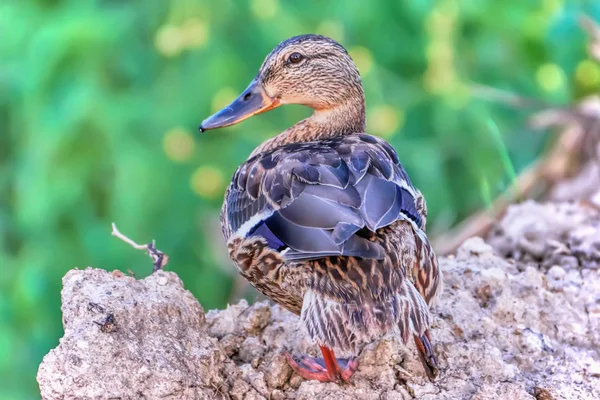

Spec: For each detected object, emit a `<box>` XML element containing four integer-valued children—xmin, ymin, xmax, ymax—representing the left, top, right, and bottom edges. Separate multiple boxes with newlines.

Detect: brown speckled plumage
<box><xmin>202</xmin><ymin>34</ymin><xmax>442</xmax><ymax>382</ymax></box>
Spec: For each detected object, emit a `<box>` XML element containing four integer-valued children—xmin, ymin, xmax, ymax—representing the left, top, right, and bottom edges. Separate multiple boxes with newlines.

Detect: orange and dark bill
<box><xmin>199</xmin><ymin>79</ymin><xmax>280</xmax><ymax>132</ymax></box>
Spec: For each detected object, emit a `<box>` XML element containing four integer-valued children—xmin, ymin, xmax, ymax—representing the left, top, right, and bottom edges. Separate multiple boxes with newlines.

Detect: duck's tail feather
<box><xmin>413</xmin><ymin>330</ymin><xmax>439</xmax><ymax>381</ymax></box>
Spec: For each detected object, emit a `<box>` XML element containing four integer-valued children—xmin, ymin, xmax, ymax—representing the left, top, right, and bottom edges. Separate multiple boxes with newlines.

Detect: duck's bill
<box><xmin>199</xmin><ymin>79</ymin><xmax>280</xmax><ymax>132</ymax></box>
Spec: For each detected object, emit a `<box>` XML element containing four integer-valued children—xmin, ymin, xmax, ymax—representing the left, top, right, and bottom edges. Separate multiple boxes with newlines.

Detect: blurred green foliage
<box><xmin>1</xmin><ymin>0</ymin><xmax>599</xmax><ymax>398</ymax></box>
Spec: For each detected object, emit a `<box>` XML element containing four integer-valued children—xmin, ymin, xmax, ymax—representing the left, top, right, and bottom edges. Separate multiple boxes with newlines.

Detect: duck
<box><xmin>199</xmin><ymin>34</ymin><xmax>442</xmax><ymax>383</ymax></box>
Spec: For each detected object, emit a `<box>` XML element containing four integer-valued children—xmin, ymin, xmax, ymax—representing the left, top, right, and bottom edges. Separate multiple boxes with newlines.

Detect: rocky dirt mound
<box><xmin>37</xmin><ymin>201</ymin><xmax>600</xmax><ymax>399</ymax></box>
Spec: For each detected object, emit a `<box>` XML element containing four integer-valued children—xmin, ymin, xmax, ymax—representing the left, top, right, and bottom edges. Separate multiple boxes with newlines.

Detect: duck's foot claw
<box><xmin>283</xmin><ymin>352</ymin><xmax>358</xmax><ymax>383</ymax></box>
<box><xmin>284</xmin><ymin>352</ymin><xmax>330</xmax><ymax>382</ymax></box>
<box><xmin>337</xmin><ymin>357</ymin><xmax>359</xmax><ymax>382</ymax></box>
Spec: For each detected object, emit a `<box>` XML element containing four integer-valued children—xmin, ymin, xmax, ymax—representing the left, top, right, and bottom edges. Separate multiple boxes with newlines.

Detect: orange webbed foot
<box><xmin>284</xmin><ymin>346</ymin><xmax>359</xmax><ymax>383</ymax></box>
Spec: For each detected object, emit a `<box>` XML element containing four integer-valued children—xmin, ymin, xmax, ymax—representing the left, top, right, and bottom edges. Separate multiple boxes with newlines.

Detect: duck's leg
<box><xmin>284</xmin><ymin>346</ymin><xmax>359</xmax><ymax>383</ymax></box>
<box><xmin>330</xmin><ymin>348</ymin><xmax>360</xmax><ymax>382</ymax></box>
<box><xmin>413</xmin><ymin>330</ymin><xmax>439</xmax><ymax>380</ymax></box>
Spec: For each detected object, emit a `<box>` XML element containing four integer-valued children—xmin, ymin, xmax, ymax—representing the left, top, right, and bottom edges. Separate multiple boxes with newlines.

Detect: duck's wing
<box><xmin>222</xmin><ymin>134</ymin><xmax>425</xmax><ymax>261</ymax></box>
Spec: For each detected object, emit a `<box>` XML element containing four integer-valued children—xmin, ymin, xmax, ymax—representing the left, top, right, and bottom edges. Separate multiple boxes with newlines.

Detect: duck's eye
<box><xmin>288</xmin><ymin>52</ymin><xmax>304</xmax><ymax>64</ymax></box>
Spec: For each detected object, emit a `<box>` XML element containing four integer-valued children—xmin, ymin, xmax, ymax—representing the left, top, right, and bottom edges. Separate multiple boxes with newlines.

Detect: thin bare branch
<box><xmin>580</xmin><ymin>15</ymin><xmax>600</xmax><ymax>61</ymax></box>
<box><xmin>111</xmin><ymin>223</ymin><xmax>149</xmax><ymax>250</ymax></box>
<box><xmin>111</xmin><ymin>223</ymin><xmax>169</xmax><ymax>272</ymax></box>
<box><xmin>469</xmin><ymin>83</ymin><xmax>551</xmax><ymax>109</ymax></box>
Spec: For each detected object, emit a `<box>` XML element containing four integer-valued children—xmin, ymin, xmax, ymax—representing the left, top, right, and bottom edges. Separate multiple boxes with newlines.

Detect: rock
<box><xmin>546</xmin><ymin>265</ymin><xmax>567</xmax><ymax>291</ymax></box>
<box><xmin>37</xmin><ymin>269</ymin><xmax>229</xmax><ymax>400</ymax></box>
<box><xmin>472</xmin><ymin>382</ymin><xmax>533</xmax><ymax>400</ymax></box>
<box><xmin>487</xmin><ymin>200</ymin><xmax>596</xmax><ymax>265</ymax></box>
<box><xmin>261</xmin><ymin>352</ymin><xmax>292</xmax><ymax>389</ymax></box>
<box><xmin>550</xmin><ymin>161</ymin><xmax>600</xmax><ymax>205</ymax></box>
<box><xmin>238</xmin><ymin>336</ymin><xmax>266</xmax><ymax>364</ymax></box>
<box><xmin>570</xmin><ymin>224</ymin><xmax>600</xmax><ymax>269</ymax></box>
<box><xmin>37</xmin><ymin>201</ymin><xmax>600</xmax><ymax>399</ymax></box>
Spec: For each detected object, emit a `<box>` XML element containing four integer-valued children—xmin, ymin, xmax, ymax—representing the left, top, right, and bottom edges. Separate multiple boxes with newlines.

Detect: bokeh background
<box><xmin>1</xmin><ymin>0</ymin><xmax>600</xmax><ymax>398</ymax></box>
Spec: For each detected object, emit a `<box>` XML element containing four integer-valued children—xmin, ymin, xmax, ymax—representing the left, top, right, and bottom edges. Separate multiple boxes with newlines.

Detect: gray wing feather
<box><xmin>223</xmin><ymin>134</ymin><xmax>423</xmax><ymax>260</ymax></box>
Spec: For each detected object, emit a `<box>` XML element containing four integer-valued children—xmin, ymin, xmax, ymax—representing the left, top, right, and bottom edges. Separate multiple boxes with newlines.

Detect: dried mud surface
<box><xmin>38</xmin><ymin>201</ymin><xmax>600</xmax><ymax>399</ymax></box>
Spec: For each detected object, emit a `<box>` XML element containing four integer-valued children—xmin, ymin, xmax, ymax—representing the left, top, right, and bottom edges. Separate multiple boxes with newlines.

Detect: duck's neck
<box><xmin>252</xmin><ymin>95</ymin><xmax>366</xmax><ymax>155</ymax></box>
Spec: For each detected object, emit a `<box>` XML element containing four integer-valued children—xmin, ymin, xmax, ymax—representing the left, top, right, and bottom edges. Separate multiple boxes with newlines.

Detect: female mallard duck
<box><xmin>199</xmin><ymin>34</ymin><xmax>442</xmax><ymax>383</ymax></box>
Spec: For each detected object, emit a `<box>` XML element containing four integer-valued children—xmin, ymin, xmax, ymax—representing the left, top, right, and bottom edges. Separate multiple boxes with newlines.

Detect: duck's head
<box><xmin>199</xmin><ymin>34</ymin><xmax>364</xmax><ymax>132</ymax></box>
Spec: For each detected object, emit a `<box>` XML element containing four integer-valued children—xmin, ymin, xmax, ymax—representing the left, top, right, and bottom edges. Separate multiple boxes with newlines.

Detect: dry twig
<box><xmin>581</xmin><ymin>15</ymin><xmax>600</xmax><ymax>61</ymax></box>
<box><xmin>111</xmin><ymin>223</ymin><xmax>169</xmax><ymax>272</ymax></box>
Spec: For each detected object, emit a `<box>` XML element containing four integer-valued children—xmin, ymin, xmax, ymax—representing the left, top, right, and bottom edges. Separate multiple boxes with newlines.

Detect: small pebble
<box><xmin>289</xmin><ymin>374</ymin><xmax>303</xmax><ymax>389</ymax></box>
<box><xmin>112</xmin><ymin>270</ymin><xmax>125</xmax><ymax>278</ymax></box>
<box><xmin>157</xmin><ymin>276</ymin><xmax>168</xmax><ymax>286</ymax></box>
<box><xmin>76</xmin><ymin>340</ymin><xmax>89</xmax><ymax>349</ymax></box>
<box><xmin>238</xmin><ymin>337</ymin><xmax>266</xmax><ymax>363</ymax></box>
<box><xmin>546</xmin><ymin>266</ymin><xmax>566</xmax><ymax>291</ymax></box>
<box><xmin>588</xmin><ymin>363</ymin><xmax>600</xmax><ymax>377</ymax></box>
